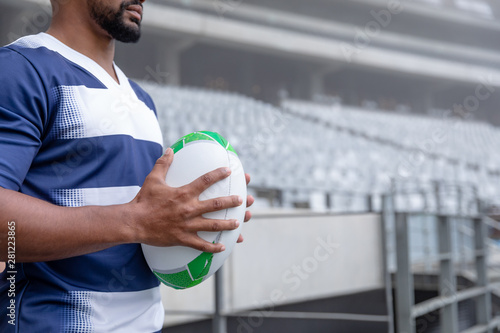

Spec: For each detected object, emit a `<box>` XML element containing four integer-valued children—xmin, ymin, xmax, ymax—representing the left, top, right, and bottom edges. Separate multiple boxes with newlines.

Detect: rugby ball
<box><xmin>141</xmin><ymin>131</ymin><xmax>247</xmax><ymax>289</ymax></box>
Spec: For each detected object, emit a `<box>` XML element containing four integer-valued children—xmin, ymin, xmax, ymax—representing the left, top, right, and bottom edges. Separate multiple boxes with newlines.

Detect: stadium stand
<box><xmin>3</xmin><ymin>1</ymin><xmax>499</xmax><ymax>331</ymax></box>
<box><xmin>141</xmin><ymin>83</ymin><xmax>500</xmax><ymax>215</ymax></box>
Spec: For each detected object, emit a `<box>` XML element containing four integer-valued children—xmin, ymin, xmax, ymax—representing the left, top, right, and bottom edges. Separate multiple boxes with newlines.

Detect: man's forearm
<box><xmin>0</xmin><ymin>188</ymin><xmax>134</xmax><ymax>262</ymax></box>
<box><xmin>0</xmin><ymin>153</ymin><xmax>249</xmax><ymax>263</ymax></box>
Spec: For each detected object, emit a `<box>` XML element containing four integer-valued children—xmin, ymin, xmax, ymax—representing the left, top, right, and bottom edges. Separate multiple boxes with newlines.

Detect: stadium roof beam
<box><xmin>348</xmin><ymin>0</ymin><xmax>500</xmax><ymax>31</ymax></box>
<box><xmin>13</xmin><ymin>0</ymin><xmax>499</xmax><ymax>66</ymax></box>
<box><xmin>11</xmin><ymin>0</ymin><xmax>500</xmax><ymax>35</ymax></box>
<box><xmin>144</xmin><ymin>4</ymin><xmax>500</xmax><ymax>88</ymax></box>
<box><xmin>8</xmin><ymin>0</ymin><xmax>500</xmax><ymax>87</ymax></box>
<box><xmin>164</xmin><ymin>0</ymin><xmax>500</xmax><ymax>68</ymax></box>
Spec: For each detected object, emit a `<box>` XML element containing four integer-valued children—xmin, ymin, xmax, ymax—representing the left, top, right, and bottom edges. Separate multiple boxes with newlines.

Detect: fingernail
<box><xmin>220</xmin><ymin>245</ymin><xmax>226</xmax><ymax>252</ymax></box>
<box><xmin>164</xmin><ymin>148</ymin><xmax>171</xmax><ymax>156</ymax></box>
<box><xmin>234</xmin><ymin>220</ymin><xmax>240</xmax><ymax>228</ymax></box>
<box><xmin>225</xmin><ymin>167</ymin><xmax>231</xmax><ymax>174</ymax></box>
<box><xmin>238</xmin><ymin>196</ymin><xmax>243</xmax><ymax>204</ymax></box>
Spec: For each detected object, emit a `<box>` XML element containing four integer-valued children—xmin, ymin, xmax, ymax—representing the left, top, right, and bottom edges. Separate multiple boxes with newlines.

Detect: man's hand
<box><xmin>237</xmin><ymin>173</ymin><xmax>254</xmax><ymax>243</ymax></box>
<box><xmin>0</xmin><ymin>148</ymin><xmax>254</xmax><ymax>262</ymax></box>
<box><xmin>128</xmin><ymin>148</ymin><xmax>252</xmax><ymax>253</ymax></box>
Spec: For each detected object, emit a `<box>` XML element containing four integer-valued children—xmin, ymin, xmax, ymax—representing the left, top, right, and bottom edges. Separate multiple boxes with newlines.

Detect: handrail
<box><xmin>392</xmin><ymin>211</ymin><xmax>493</xmax><ymax>332</ymax></box>
<box><xmin>485</xmin><ymin>216</ymin><xmax>500</xmax><ymax>231</ymax></box>
<box><xmin>461</xmin><ymin>316</ymin><xmax>500</xmax><ymax>333</ymax></box>
<box><xmin>225</xmin><ymin>311</ymin><xmax>390</xmax><ymax>322</ymax></box>
<box><xmin>412</xmin><ymin>286</ymin><xmax>490</xmax><ymax>318</ymax></box>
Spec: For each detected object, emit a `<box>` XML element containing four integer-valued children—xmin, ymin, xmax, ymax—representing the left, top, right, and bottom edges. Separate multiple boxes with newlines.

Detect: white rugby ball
<box><xmin>141</xmin><ymin>131</ymin><xmax>247</xmax><ymax>289</ymax></box>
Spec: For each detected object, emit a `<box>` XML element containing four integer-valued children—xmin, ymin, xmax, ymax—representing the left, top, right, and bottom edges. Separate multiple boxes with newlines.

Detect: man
<box><xmin>0</xmin><ymin>0</ymin><xmax>254</xmax><ymax>331</ymax></box>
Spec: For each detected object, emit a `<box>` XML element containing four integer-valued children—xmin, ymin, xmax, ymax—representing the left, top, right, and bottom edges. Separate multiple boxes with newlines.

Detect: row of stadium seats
<box><xmin>283</xmin><ymin>99</ymin><xmax>500</xmax><ymax>196</ymax></box>
<box><xmin>140</xmin><ymin>82</ymin><xmax>500</xmax><ymax>213</ymax></box>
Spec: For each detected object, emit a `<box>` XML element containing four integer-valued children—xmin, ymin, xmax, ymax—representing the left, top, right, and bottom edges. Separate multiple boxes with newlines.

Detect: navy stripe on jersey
<box><xmin>21</xmin><ymin>135</ymin><xmax>162</xmax><ymax>200</ymax></box>
<box><xmin>24</xmin><ymin>244</ymin><xmax>159</xmax><ymax>292</ymax></box>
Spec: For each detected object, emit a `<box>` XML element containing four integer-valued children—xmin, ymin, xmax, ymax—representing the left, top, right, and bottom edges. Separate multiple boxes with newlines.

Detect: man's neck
<box><xmin>46</xmin><ymin>18</ymin><xmax>119</xmax><ymax>84</ymax></box>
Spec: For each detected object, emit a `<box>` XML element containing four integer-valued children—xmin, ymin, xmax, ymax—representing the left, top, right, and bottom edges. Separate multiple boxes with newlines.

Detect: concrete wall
<box><xmin>160</xmin><ymin>210</ymin><xmax>384</xmax><ymax>327</ymax></box>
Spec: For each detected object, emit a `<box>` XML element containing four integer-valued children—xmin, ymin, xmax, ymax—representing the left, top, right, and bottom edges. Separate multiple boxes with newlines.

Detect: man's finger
<box><xmin>149</xmin><ymin>148</ymin><xmax>174</xmax><ymax>182</ymax></box>
<box><xmin>196</xmin><ymin>195</ymin><xmax>243</xmax><ymax>215</ymax></box>
<box><xmin>244</xmin><ymin>211</ymin><xmax>252</xmax><ymax>222</ymax></box>
<box><xmin>245</xmin><ymin>173</ymin><xmax>251</xmax><ymax>185</ymax></box>
<box><xmin>246</xmin><ymin>195</ymin><xmax>254</xmax><ymax>208</ymax></box>
<box><xmin>187</xmin><ymin>167</ymin><xmax>231</xmax><ymax>194</ymax></box>
<box><xmin>237</xmin><ymin>234</ymin><xmax>244</xmax><ymax>243</ymax></box>
<box><xmin>197</xmin><ymin>195</ymin><xmax>243</xmax><ymax>215</ymax></box>
<box><xmin>184</xmin><ymin>237</ymin><xmax>226</xmax><ymax>253</ymax></box>
<box><xmin>186</xmin><ymin>218</ymin><xmax>239</xmax><ymax>232</ymax></box>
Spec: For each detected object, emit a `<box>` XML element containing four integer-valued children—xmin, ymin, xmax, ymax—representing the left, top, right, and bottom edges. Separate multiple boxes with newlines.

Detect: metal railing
<box><xmin>164</xmin><ymin>182</ymin><xmax>500</xmax><ymax>332</ymax></box>
<box><xmin>209</xmin><ymin>211</ymin><xmax>395</xmax><ymax>333</ymax></box>
<box><xmin>391</xmin><ymin>209</ymin><xmax>499</xmax><ymax>333</ymax></box>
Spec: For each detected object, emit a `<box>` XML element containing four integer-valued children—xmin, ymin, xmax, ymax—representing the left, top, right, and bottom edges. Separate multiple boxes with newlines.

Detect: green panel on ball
<box><xmin>170</xmin><ymin>139</ymin><xmax>184</xmax><ymax>154</ymax></box>
<box><xmin>187</xmin><ymin>251</ymin><xmax>214</xmax><ymax>280</ymax></box>
<box><xmin>226</xmin><ymin>143</ymin><xmax>237</xmax><ymax>155</ymax></box>
<box><xmin>171</xmin><ymin>131</ymin><xmax>238</xmax><ymax>156</ymax></box>
<box><xmin>153</xmin><ymin>251</ymin><xmax>214</xmax><ymax>289</ymax></box>
<box><xmin>199</xmin><ymin>131</ymin><xmax>237</xmax><ymax>155</ymax></box>
<box><xmin>154</xmin><ymin>269</ymin><xmax>194</xmax><ymax>290</ymax></box>
<box><xmin>154</xmin><ymin>270</ymin><xmax>203</xmax><ymax>290</ymax></box>
<box><xmin>184</xmin><ymin>132</ymin><xmax>214</xmax><ymax>144</ymax></box>
<box><xmin>201</xmin><ymin>131</ymin><xmax>227</xmax><ymax>148</ymax></box>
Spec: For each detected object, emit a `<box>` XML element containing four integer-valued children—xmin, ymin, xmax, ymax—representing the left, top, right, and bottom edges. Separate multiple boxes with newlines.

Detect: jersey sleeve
<box><xmin>0</xmin><ymin>47</ymin><xmax>48</xmax><ymax>191</ymax></box>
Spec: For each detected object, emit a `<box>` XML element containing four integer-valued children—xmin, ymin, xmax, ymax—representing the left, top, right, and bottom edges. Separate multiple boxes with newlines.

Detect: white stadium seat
<box><xmin>140</xmin><ymin>82</ymin><xmax>500</xmax><ymax>214</ymax></box>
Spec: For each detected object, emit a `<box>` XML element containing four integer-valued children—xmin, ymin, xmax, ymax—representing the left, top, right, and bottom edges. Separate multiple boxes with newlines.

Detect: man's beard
<box><xmin>88</xmin><ymin>0</ymin><xmax>142</xmax><ymax>43</ymax></box>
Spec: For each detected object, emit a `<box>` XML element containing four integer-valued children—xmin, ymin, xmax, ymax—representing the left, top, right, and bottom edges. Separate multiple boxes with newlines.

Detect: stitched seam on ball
<box><xmin>183</xmin><ymin>140</ymin><xmax>219</xmax><ymax>149</ymax></box>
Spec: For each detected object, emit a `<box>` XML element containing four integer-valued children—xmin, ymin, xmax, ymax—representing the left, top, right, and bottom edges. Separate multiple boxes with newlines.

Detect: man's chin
<box><xmin>111</xmin><ymin>20</ymin><xmax>141</xmax><ymax>42</ymax></box>
<box><xmin>116</xmin><ymin>34</ymin><xmax>141</xmax><ymax>43</ymax></box>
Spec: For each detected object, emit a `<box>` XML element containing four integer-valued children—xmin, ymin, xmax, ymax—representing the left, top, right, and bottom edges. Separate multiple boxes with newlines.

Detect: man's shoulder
<box><xmin>2</xmin><ymin>33</ymin><xmax>58</xmax><ymax>67</ymax></box>
<box><xmin>0</xmin><ymin>37</ymin><xmax>40</xmax><ymax>72</ymax></box>
<box><xmin>2</xmin><ymin>33</ymin><xmax>107</xmax><ymax>91</ymax></box>
<box><xmin>0</xmin><ymin>39</ymin><xmax>47</xmax><ymax>101</ymax></box>
<box><xmin>5</xmin><ymin>33</ymin><xmax>46</xmax><ymax>51</ymax></box>
<box><xmin>1</xmin><ymin>34</ymin><xmax>67</xmax><ymax>84</ymax></box>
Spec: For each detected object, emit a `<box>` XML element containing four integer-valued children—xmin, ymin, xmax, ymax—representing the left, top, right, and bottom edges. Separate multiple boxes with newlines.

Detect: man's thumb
<box><xmin>151</xmin><ymin>148</ymin><xmax>173</xmax><ymax>181</ymax></box>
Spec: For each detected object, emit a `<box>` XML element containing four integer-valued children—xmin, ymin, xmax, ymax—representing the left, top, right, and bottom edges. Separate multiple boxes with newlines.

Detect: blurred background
<box><xmin>2</xmin><ymin>0</ymin><xmax>500</xmax><ymax>332</ymax></box>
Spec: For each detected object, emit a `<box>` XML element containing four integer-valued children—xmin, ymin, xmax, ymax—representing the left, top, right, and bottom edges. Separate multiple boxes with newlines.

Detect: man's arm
<box><xmin>0</xmin><ymin>149</ymin><xmax>245</xmax><ymax>262</ymax></box>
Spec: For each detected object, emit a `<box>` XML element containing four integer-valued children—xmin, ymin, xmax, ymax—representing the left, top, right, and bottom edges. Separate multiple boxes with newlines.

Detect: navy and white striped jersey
<box><xmin>0</xmin><ymin>33</ymin><xmax>165</xmax><ymax>332</ymax></box>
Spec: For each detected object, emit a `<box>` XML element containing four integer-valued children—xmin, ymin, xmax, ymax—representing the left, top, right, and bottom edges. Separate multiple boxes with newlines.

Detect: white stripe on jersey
<box><xmin>51</xmin><ymin>84</ymin><xmax>163</xmax><ymax>143</ymax></box>
<box><xmin>65</xmin><ymin>287</ymin><xmax>164</xmax><ymax>333</ymax></box>
<box><xmin>50</xmin><ymin>186</ymin><xmax>141</xmax><ymax>207</ymax></box>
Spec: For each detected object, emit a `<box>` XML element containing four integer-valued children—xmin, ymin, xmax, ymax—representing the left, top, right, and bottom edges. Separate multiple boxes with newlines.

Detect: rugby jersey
<box><xmin>0</xmin><ymin>33</ymin><xmax>165</xmax><ymax>332</ymax></box>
